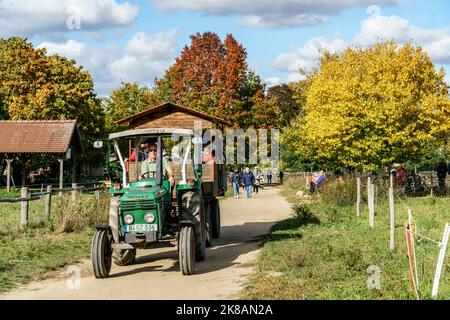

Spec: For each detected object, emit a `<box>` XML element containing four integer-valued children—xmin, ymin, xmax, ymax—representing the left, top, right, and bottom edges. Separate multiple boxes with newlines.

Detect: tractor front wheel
<box><xmin>112</xmin><ymin>248</ymin><xmax>136</xmax><ymax>266</ymax></box>
<box><xmin>91</xmin><ymin>229</ymin><xmax>112</xmax><ymax>278</ymax></box>
<box><xmin>179</xmin><ymin>226</ymin><xmax>195</xmax><ymax>275</ymax></box>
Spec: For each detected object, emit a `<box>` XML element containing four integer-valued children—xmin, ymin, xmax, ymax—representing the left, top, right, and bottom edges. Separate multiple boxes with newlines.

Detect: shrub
<box><xmin>54</xmin><ymin>192</ymin><xmax>109</xmax><ymax>232</ymax></box>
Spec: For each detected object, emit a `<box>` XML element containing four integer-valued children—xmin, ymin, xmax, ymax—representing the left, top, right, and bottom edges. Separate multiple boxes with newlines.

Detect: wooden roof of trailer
<box><xmin>115</xmin><ymin>102</ymin><xmax>231</xmax><ymax>129</ymax></box>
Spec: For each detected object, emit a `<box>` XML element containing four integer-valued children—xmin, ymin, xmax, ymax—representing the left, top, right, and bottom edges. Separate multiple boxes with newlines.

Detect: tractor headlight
<box><xmin>124</xmin><ymin>214</ymin><xmax>134</xmax><ymax>225</ymax></box>
<box><xmin>144</xmin><ymin>213</ymin><xmax>156</xmax><ymax>224</ymax></box>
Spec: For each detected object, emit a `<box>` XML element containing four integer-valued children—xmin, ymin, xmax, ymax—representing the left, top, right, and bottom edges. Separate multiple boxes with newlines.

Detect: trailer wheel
<box><xmin>91</xmin><ymin>229</ymin><xmax>112</xmax><ymax>278</ymax></box>
<box><xmin>179</xmin><ymin>226</ymin><xmax>195</xmax><ymax>275</ymax></box>
<box><xmin>181</xmin><ymin>191</ymin><xmax>206</xmax><ymax>261</ymax></box>
<box><xmin>211</xmin><ymin>199</ymin><xmax>221</xmax><ymax>239</ymax></box>
<box><xmin>112</xmin><ymin>248</ymin><xmax>136</xmax><ymax>266</ymax></box>
<box><xmin>205</xmin><ymin>201</ymin><xmax>213</xmax><ymax>247</ymax></box>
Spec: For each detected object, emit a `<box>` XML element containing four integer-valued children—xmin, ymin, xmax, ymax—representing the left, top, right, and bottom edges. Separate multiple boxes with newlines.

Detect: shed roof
<box><xmin>0</xmin><ymin>120</ymin><xmax>83</xmax><ymax>154</ymax></box>
<box><xmin>115</xmin><ymin>102</ymin><xmax>232</xmax><ymax>127</ymax></box>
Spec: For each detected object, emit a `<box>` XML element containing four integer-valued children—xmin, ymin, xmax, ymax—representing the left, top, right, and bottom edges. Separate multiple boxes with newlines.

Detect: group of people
<box><xmin>230</xmin><ymin>167</ymin><xmax>283</xmax><ymax>199</ymax></box>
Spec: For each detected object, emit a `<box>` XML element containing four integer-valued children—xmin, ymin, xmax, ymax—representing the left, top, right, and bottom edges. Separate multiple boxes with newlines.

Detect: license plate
<box><xmin>124</xmin><ymin>224</ymin><xmax>157</xmax><ymax>232</ymax></box>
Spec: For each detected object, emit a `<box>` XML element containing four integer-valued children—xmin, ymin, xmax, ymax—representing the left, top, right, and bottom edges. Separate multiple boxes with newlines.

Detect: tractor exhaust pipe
<box><xmin>156</xmin><ymin>136</ymin><xmax>163</xmax><ymax>186</ymax></box>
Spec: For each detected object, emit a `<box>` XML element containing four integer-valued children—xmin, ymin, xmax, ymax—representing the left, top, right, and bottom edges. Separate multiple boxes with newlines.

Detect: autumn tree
<box><xmin>154</xmin><ymin>32</ymin><xmax>270</xmax><ymax>128</ymax></box>
<box><xmin>103</xmin><ymin>82</ymin><xmax>153</xmax><ymax>131</ymax></box>
<box><xmin>0</xmin><ymin>37</ymin><xmax>105</xmax><ymax>180</ymax></box>
<box><xmin>284</xmin><ymin>42</ymin><xmax>450</xmax><ymax>171</ymax></box>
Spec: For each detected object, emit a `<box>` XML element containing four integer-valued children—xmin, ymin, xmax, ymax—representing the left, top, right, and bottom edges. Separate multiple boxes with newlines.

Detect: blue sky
<box><xmin>1</xmin><ymin>0</ymin><xmax>449</xmax><ymax>96</ymax></box>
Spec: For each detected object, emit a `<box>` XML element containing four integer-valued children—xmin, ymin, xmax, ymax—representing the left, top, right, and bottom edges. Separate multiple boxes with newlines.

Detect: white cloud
<box><xmin>274</xmin><ymin>12</ymin><xmax>450</xmax><ymax>83</ymax></box>
<box><xmin>354</xmin><ymin>14</ymin><xmax>450</xmax><ymax>64</ymax></box>
<box><xmin>264</xmin><ymin>77</ymin><xmax>282</xmax><ymax>87</ymax></box>
<box><xmin>239</xmin><ymin>14</ymin><xmax>327</xmax><ymax>29</ymax></box>
<box><xmin>151</xmin><ymin>0</ymin><xmax>398</xmax><ymax>29</ymax></box>
<box><xmin>38</xmin><ymin>30</ymin><xmax>179</xmax><ymax>95</ymax></box>
<box><xmin>273</xmin><ymin>35</ymin><xmax>346</xmax><ymax>80</ymax></box>
<box><xmin>0</xmin><ymin>0</ymin><xmax>139</xmax><ymax>38</ymax></box>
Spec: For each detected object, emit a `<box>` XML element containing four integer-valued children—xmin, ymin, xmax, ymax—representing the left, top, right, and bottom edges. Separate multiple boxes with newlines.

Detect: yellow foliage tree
<box><xmin>286</xmin><ymin>42</ymin><xmax>450</xmax><ymax>171</ymax></box>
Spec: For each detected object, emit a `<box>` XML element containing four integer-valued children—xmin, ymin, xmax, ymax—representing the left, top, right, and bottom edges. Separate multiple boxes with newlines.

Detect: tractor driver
<box><xmin>140</xmin><ymin>142</ymin><xmax>175</xmax><ymax>188</ymax></box>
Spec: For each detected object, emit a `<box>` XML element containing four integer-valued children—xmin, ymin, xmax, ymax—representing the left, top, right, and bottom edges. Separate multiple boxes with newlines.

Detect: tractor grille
<box><xmin>121</xmin><ymin>200</ymin><xmax>156</xmax><ymax>211</ymax></box>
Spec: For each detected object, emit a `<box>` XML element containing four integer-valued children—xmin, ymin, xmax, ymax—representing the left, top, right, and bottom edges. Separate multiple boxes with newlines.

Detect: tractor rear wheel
<box><xmin>205</xmin><ymin>201</ymin><xmax>213</xmax><ymax>247</ymax></box>
<box><xmin>211</xmin><ymin>199</ymin><xmax>221</xmax><ymax>239</ymax></box>
<box><xmin>91</xmin><ymin>229</ymin><xmax>112</xmax><ymax>278</ymax></box>
<box><xmin>179</xmin><ymin>226</ymin><xmax>195</xmax><ymax>275</ymax></box>
<box><xmin>181</xmin><ymin>191</ymin><xmax>206</xmax><ymax>261</ymax></box>
<box><xmin>112</xmin><ymin>248</ymin><xmax>136</xmax><ymax>266</ymax></box>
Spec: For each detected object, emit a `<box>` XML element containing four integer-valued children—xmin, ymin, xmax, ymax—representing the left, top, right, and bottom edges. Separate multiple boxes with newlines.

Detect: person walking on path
<box><xmin>231</xmin><ymin>169</ymin><xmax>241</xmax><ymax>199</ymax></box>
<box><xmin>253</xmin><ymin>173</ymin><xmax>261</xmax><ymax>195</ymax></box>
<box><xmin>279</xmin><ymin>170</ymin><xmax>284</xmax><ymax>184</ymax></box>
<box><xmin>242</xmin><ymin>167</ymin><xmax>255</xmax><ymax>198</ymax></box>
<box><xmin>267</xmin><ymin>169</ymin><xmax>272</xmax><ymax>185</ymax></box>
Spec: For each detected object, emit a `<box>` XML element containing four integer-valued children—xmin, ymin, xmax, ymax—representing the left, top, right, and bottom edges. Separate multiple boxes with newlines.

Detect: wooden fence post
<box><xmin>94</xmin><ymin>184</ymin><xmax>100</xmax><ymax>199</ymax></box>
<box><xmin>356</xmin><ymin>173</ymin><xmax>361</xmax><ymax>217</ymax></box>
<box><xmin>71</xmin><ymin>183</ymin><xmax>78</xmax><ymax>201</ymax></box>
<box><xmin>6</xmin><ymin>159</ymin><xmax>13</xmax><ymax>192</ymax></box>
<box><xmin>20</xmin><ymin>187</ymin><xmax>28</xmax><ymax>227</ymax></box>
<box><xmin>389</xmin><ymin>173</ymin><xmax>395</xmax><ymax>250</ymax></box>
<box><xmin>45</xmin><ymin>185</ymin><xmax>52</xmax><ymax>220</ymax></box>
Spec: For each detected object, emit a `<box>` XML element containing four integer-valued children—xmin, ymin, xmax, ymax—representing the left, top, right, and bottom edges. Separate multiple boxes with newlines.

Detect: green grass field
<box><xmin>0</xmin><ymin>190</ymin><xmax>108</xmax><ymax>293</ymax></box>
<box><xmin>242</xmin><ymin>176</ymin><xmax>449</xmax><ymax>300</ymax></box>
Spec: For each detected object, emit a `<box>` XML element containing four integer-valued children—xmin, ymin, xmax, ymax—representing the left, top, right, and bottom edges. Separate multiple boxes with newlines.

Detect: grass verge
<box><xmin>242</xmin><ymin>176</ymin><xmax>450</xmax><ymax>300</ymax></box>
<box><xmin>0</xmin><ymin>191</ymin><xmax>108</xmax><ymax>293</ymax></box>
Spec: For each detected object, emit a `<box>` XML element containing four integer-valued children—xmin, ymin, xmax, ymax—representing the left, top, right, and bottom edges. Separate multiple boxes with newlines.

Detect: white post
<box><xmin>368</xmin><ymin>177</ymin><xmax>375</xmax><ymax>229</ymax></box>
<box><xmin>356</xmin><ymin>173</ymin><xmax>361</xmax><ymax>218</ymax></box>
<box><xmin>389</xmin><ymin>174</ymin><xmax>395</xmax><ymax>250</ymax></box>
<box><xmin>408</xmin><ymin>208</ymin><xmax>419</xmax><ymax>291</ymax></box>
<box><xmin>367</xmin><ymin>176</ymin><xmax>371</xmax><ymax>221</ymax></box>
<box><xmin>432</xmin><ymin>223</ymin><xmax>450</xmax><ymax>298</ymax></box>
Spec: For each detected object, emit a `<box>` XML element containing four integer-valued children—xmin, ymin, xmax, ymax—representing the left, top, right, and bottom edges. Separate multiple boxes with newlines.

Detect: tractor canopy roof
<box><xmin>109</xmin><ymin>128</ymin><xmax>194</xmax><ymax>140</ymax></box>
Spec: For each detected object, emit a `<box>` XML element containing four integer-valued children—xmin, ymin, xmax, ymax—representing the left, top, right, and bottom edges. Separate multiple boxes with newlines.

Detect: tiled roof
<box><xmin>0</xmin><ymin>120</ymin><xmax>80</xmax><ymax>154</ymax></box>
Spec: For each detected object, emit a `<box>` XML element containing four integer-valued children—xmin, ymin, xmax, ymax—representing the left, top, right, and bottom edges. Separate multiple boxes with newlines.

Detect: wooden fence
<box><xmin>0</xmin><ymin>183</ymin><xmax>104</xmax><ymax>226</ymax></box>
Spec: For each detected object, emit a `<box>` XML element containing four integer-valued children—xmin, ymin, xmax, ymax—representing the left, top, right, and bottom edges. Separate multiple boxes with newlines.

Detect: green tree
<box><xmin>285</xmin><ymin>41</ymin><xmax>450</xmax><ymax>171</ymax></box>
<box><xmin>103</xmin><ymin>82</ymin><xmax>153</xmax><ymax>131</ymax></box>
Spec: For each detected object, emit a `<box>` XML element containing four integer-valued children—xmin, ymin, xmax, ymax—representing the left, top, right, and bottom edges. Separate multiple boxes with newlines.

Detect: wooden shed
<box><xmin>115</xmin><ymin>102</ymin><xmax>231</xmax><ymax>129</ymax></box>
<box><xmin>0</xmin><ymin>120</ymin><xmax>83</xmax><ymax>190</ymax></box>
<box><xmin>115</xmin><ymin>102</ymin><xmax>230</xmax><ymax>197</ymax></box>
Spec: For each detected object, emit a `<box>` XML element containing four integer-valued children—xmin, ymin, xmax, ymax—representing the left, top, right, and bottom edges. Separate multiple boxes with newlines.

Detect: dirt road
<box><xmin>1</xmin><ymin>186</ymin><xmax>291</xmax><ymax>300</ymax></box>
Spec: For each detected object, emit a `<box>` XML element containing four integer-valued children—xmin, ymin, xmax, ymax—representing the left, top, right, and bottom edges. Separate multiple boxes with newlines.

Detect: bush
<box><xmin>54</xmin><ymin>192</ymin><xmax>109</xmax><ymax>232</ymax></box>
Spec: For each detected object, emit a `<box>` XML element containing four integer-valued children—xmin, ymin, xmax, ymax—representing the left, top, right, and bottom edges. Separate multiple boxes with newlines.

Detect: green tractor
<box><xmin>91</xmin><ymin>128</ymin><xmax>225</xmax><ymax>278</ymax></box>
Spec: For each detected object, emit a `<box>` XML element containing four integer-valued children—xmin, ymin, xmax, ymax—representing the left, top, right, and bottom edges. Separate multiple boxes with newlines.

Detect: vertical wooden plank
<box><xmin>20</xmin><ymin>187</ymin><xmax>28</xmax><ymax>226</ymax></box>
<box><xmin>356</xmin><ymin>173</ymin><xmax>361</xmax><ymax>217</ymax></box>
<box><xmin>45</xmin><ymin>185</ymin><xmax>52</xmax><ymax>220</ymax></box>
<box><xmin>6</xmin><ymin>159</ymin><xmax>12</xmax><ymax>192</ymax></box>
